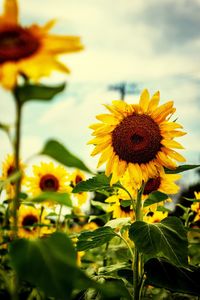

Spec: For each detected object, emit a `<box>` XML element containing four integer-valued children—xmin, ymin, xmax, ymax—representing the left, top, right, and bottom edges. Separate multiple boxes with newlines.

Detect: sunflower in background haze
<box><xmin>0</xmin><ymin>0</ymin><xmax>83</xmax><ymax>89</ymax></box>
<box><xmin>26</xmin><ymin>162</ymin><xmax>71</xmax><ymax>200</ymax></box>
<box><xmin>70</xmin><ymin>169</ymin><xmax>88</xmax><ymax>206</ymax></box>
<box><xmin>89</xmin><ymin>89</ymin><xmax>186</xmax><ymax>186</ymax></box>
<box><xmin>1</xmin><ymin>154</ymin><xmax>25</xmax><ymax>198</ymax></box>
<box><xmin>16</xmin><ymin>204</ymin><xmax>53</xmax><ymax>239</ymax></box>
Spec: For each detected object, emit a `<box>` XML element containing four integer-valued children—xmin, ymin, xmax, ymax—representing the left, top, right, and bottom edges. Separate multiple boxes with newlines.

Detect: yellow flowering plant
<box><xmin>0</xmin><ymin>0</ymin><xmax>200</xmax><ymax>299</ymax></box>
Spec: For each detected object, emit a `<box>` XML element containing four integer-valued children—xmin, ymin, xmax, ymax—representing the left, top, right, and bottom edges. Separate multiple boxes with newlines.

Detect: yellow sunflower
<box><xmin>70</xmin><ymin>169</ymin><xmax>88</xmax><ymax>206</ymax></box>
<box><xmin>88</xmin><ymin>89</ymin><xmax>186</xmax><ymax>186</ymax></box>
<box><xmin>1</xmin><ymin>154</ymin><xmax>25</xmax><ymax>198</ymax></box>
<box><xmin>191</xmin><ymin>192</ymin><xmax>200</xmax><ymax>222</ymax></box>
<box><xmin>26</xmin><ymin>162</ymin><xmax>71</xmax><ymax>198</ymax></box>
<box><xmin>0</xmin><ymin>0</ymin><xmax>83</xmax><ymax>89</ymax></box>
<box><xmin>16</xmin><ymin>204</ymin><xmax>53</xmax><ymax>239</ymax></box>
<box><xmin>143</xmin><ymin>210</ymin><xmax>168</xmax><ymax>223</ymax></box>
<box><xmin>121</xmin><ymin>169</ymin><xmax>181</xmax><ymax>212</ymax></box>
<box><xmin>105</xmin><ymin>195</ymin><xmax>135</xmax><ymax>220</ymax></box>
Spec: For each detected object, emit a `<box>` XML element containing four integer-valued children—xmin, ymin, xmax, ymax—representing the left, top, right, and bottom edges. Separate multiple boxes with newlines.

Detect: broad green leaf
<box><xmin>91</xmin><ymin>199</ymin><xmax>109</xmax><ymax>211</ymax></box>
<box><xmin>29</xmin><ymin>192</ymin><xmax>72</xmax><ymax>207</ymax></box>
<box><xmin>14</xmin><ymin>83</ymin><xmax>65</xmax><ymax>104</ymax></box>
<box><xmin>120</xmin><ymin>199</ymin><xmax>132</xmax><ymax>207</ymax></box>
<box><xmin>9</xmin><ymin>232</ymin><xmax>77</xmax><ymax>299</ymax></box>
<box><xmin>41</xmin><ymin>139</ymin><xmax>91</xmax><ymax>173</ymax></box>
<box><xmin>105</xmin><ymin>218</ymin><xmax>131</xmax><ymax>229</ymax></box>
<box><xmin>129</xmin><ymin>217</ymin><xmax>188</xmax><ymax>266</ymax></box>
<box><xmin>165</xmin><ymin>164</ymin><xmax>200</xmax><ymax>174</ymax></box>
<box><xmin>77</xmin><ymin>226</ymin><xmax>117</xmax><ymax>251</ymax></box>
<box><xmin>0</xmin><ymin>233</ymin><xmax>133</xmax><ymax>299</ymax></box>
<box><xmin>144</xmin><ymin>191</ymin><xmax>168</xmax><ymax>207</ymax></box>
<box><xmin>73</xmin><ymin>173</ymin><xmax>113</xmax><ymax>193</ymax></box>
<box><xmin>145</xmin><ymin>258</ymin><xmax>200</xmax><ymax>296</ymax></box>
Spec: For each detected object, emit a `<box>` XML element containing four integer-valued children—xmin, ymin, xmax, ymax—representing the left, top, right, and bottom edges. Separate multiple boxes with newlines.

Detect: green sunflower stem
<box><xmin>133</xmin><ymin>186</ymin><xmax>144</xmax><ymax>300</ymax></box>
<box><xmin>56</xmin><ymin>205</ymin><xmax>63</xmax><ymax>231</ymax></box>
<box><xmin>13</xmin><ymin>90</ymin><xmax>23</xmax><ymax>239</ymax></box>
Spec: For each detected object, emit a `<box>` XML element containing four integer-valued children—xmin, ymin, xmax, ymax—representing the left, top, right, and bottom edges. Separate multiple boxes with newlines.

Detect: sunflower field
<box><xmin>0</xmin><ymin>0</ymin><xmax>200</xmax><ymax>299</ymax></box>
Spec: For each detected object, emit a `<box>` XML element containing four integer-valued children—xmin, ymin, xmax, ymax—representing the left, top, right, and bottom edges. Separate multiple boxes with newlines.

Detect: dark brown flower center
<box><xmin>39</xmin><ymin>174</ymin><xmax>59</xmax><ymax>192</ymax></box>
<box><xmin>7</xmin><ymin>165</ymin><xmax>15</xmax><ymax>177</ymax></box>
<box><xmin>143</xmin><ymin>177</ymin><xmax>161</xmax><ymax>195</ymax></box>
<box><xmin>75</xmin><ymin>175</ymin><xmax>83</xmax><ymax>185</ymax></box>
<box><xmin>112</xmin><ymin>113</ymin><xmax>162</xmax><ymax>164</ymax></box>
<box><xmin>0</xmin><ymin>25</ymin><xmax>40</xmax><ymax>64</ymax></box>
<box><xmin>22</xmin><ymin>214</ymin><xmax>38</xmax><ymax>231</ymax></box>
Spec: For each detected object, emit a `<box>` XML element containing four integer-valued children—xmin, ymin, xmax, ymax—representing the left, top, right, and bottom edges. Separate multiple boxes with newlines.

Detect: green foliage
<box><xmin>165</xmin><ymin>164</ymin><xmax>200</xmax><ymax>174</ymax></box>
<box><xmin>145</xmin><ymin>258</ymin><xmax>200</xmax><ymax>296</ymax></box>
<box><xmin>9</xmin><ymin>232</ymin><xmax>77</xmax><ymax>299</ymax></box>
<box><xmin>129</xmin><ymin>217</ymin><xmax>188</xmax><ymax>266</ymax></box>
<box><xmin>77</xmin><ymin>226</ymin><xmax>117</xmax><ymax>251</ymax></box>
<box><xmin>73</xmin><ymin>173</ymin><xmax>112</xmax><ymax>193</ymax></box>
<box><xmin>29</xmin><ymin>192</ymin><xmax>72</xmax><ymax>207</ymax></box>
<box><xmin>41</xmin><ymin>139</ymin><xmax>91</xmax><ymax>172</ymax></box>
<box><xmin>13</xmin><ymin>82</ymin><xmax>66</xmax><ymax>104</ymax></box>
<box><xmin>9</xmin><ymin>232</ymin><xmax>130</xmax><ymax>300</ymax></box>
<box><xmin>143</xmin><ymin>191</ymin><xmax>168</xmax><ymax>207</ymax></box>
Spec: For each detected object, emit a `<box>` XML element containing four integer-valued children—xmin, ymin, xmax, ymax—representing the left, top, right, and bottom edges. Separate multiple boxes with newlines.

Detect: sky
<box><xmin>0</xmin><ymin>0</ymin><xmax>200</xmax><ymax>186</ymax></box>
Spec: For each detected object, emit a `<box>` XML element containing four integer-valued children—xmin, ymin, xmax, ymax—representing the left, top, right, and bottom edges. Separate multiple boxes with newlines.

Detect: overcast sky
<box><xmin>0</xmin><ymin>0</ymin><xmax>200</xmax><ymax>184</ymax></box>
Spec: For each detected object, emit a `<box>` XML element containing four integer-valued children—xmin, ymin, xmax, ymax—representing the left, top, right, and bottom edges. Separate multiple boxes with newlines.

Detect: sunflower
<box><xmin>0</xmin><ymin>0</ymin><xmax>83</xmax><ymax>89</ymax></box>
<box><xmin>121</xmin><ymin>169</ymin><xmax>181</xmax><ymax>212</ymax></box>
<box><xmin>191</xmin><ymin>192</ymin><xmax>200</xmax><ymax>222</ymax></box>
<box><xmin>16</xmin><ymin>204</ymin><xmax>53</xmax><ymax>239</ymax></box>
<box><xmin>105</xmin><ymin>195</ymin><xmax>135</xmax><ymax>220</ymax></box>
<box><xmin>88</xmin><ymin>89</ymin><xmax>186</xmax><ymax>186</ymax></box>
<box><xmin>26</xmin><ymin>162</ymin><xmax>71</xmax><ymax>199</ymax></box>
<box><xmin>143</xmin><ymin>210</ymin><xmax>168</xmax><ymax>223</ymax></box>
<box><xmin>1</xmin><ymin>154</ymin><xmax>25</xmax><ymax>198</ymax></box>
<box><xmin>70</xmin><ymin>169</ymin><xmax>88</xmax><ymax>206</ymax></box>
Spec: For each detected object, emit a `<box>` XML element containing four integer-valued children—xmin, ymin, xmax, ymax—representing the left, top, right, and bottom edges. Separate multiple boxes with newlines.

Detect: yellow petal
<box><xmin>44</xmin><ymin>35</ymin><xmax>83</xmax><ymax>54</ymax></box>
<box><xmin>151</xmin><ymin>101</ymin><xmax>174</xmax><ymax>120</ymax></box>
<box><xmin>162</xmin><ymin>148</ymin><xmax>186</xmax><ymax>162</ymax></box>
<box><xmin>148</xmin><ymin>91</ymin><xmax>160</xmax><ymax>112</ymax></box>
<box><xmin>160</xmin><ymin>122</ymin><xmax>183</xmax><ymax>131</ymax></box>
<box><xmin>110</xmin><ymin>156</ymin><xmax>120</xmax><ymax>185</ymax></box>
<box><xmin>105</xmin><ymin>152</ymin><xmax>116</xmax><ymax>177</ymax></box>
<box><xmin>3</xmin><ymin>0</ymin><xmax>18</xmax><ymax>24</ymax></box>
<box><xmin>91</xmin><ymin>140</ymin><xmax>111</xmax><ymax>156</ymax></box>
<box><xmin>161</xmin><ymin>130</ymin><xmax>186</xmax><ymax>138</ymax></box>
<box><xmin>87</xmin><ymin>135</ymin><xmax>111</xmax><ymax>145</ymax></box>
<box><xmin>161</xmin><ymin>139</ymin><xmax>184</xmax><ymax>149</ymax></box>
<box><xmin>128</xmin><ymin>163</ymin><xmax>141</xmax><ymax>185</ymax></box>
<box><xmin>97</xmin><ymin>145</ymin><xmax>114</xmax><ymax>168</ymax></box>
<box><xmin>117</xmin><ymin>160</ymin><xmax>127</xmax><ymax>178</ymax></box>
<box><xmin>139</xmin><ymin>89</ymin><xmax>150</xmax><ymax>112</ymax></box>
<box><xmin>96</xmin><ymin>114</ymin><xmax>119</xmax><ymax>125</ymax></box>
<box><xmin>92</xmin><ymin>124</ymin><xmax>115</xmax><ymax>136</ymax></box>
<box><xmin>156</xmin><ymin>151</ymin><xmax>177</xmax><ymax>169</ymax></box>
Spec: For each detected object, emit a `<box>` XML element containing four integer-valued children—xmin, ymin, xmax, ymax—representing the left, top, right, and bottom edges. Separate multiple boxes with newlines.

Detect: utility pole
<box><xmin>108</xmin><ymin>82</ymin><xmax>139</xmax><ymax>101</ymax></box>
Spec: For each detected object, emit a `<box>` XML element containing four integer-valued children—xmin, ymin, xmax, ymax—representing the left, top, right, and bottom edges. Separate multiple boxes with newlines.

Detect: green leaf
<box><xmin>41</xmin><ymin>139</ymin><xmax>91</xmax><ymax>173</ymax></box>
<box><xmin>9</xmin><ymin>232</ymin><xmax>77</xmax><ymax>299</ymax></box>
<box><xmin>77</xmin><ymin>226</ymin><xmax>116</xmax><ymax>251</ymax></box>
<box><xmin>105</xmin><ymin>218</ymin><xmax>131</xmax><ymax>229</ymax></box>
<box><xmin>73</xmin><ymin>173</ymin><xmax>112</xmax><ymax>193</ymax></box>
<box><xmin>145</xmin><ymin>258</ymin><xmax>200</xmax><ymax>296</ymax></box>
<box><xmin>144</xmin><ymin>191</ymin><xmax>168</xmax><ymax>207</ymax></box>
<box><xmin>8</xmin><ymin>233</ymin><xmax>132</xmax><ymax>300</ymax></box>
<box><xmin>29</xmin><ymin>192</ymin><xmax>72</xmax><ymax>207</ymax></box>
<box><xmin>120</xmin><ymin>200</ymin><xmax>132</xmax><ymax>207</ymax></box>
<box><xmin>98</xmin><ymin>262</ymin><xmax>130</xmax><ymax>275</ymax></box>
<box><xmin>165</xmin><ymin>164</ymin><xmax>200</xmax><ymax>174</ymax></box>
<box><xmin>14</xmin><ymin>82</ymin><xmax>65</xmax><ymax>104</ymax></box>
<box><xmin>91</xmin><ymin>200</ymin><xmax>109</xmax><ymax>211</ymax></box>
<box><xmin>129</xmin><ymin>217</ymin><xmax>188</xmax><ymax>266</ymax></box>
